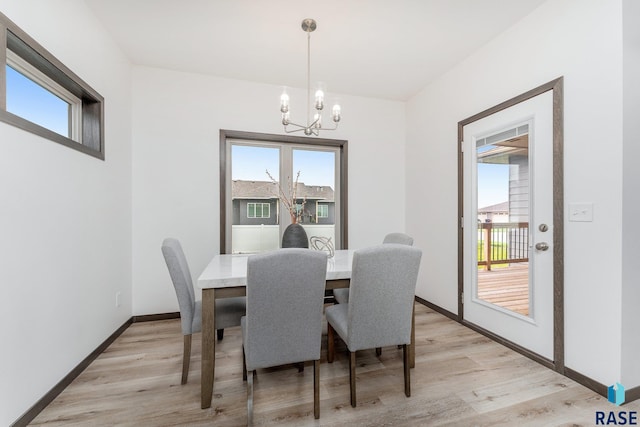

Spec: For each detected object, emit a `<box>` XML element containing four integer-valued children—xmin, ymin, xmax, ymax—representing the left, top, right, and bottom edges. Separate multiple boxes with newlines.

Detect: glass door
<box><xmin>230</xmin><ymin>144</ymin><xmax>281</xmax><ymax>254</ymax></box>
<box><xmin>225</xmin><ymin>139</ymin><xmax>342</xmax><ymax>254</ymax></box>
<box><xmin>476</xmin><ymin>125</ymin><xmax>530</xmax><ymax>316</ymax></box>
<box><xmin>463</xmin><ymin>90</ymin><xmax>555</xmax><ymax>360</ymax></box>
<box><xmin>293</xmin><ymin>148</ymin><xmax>338</xmax><ymax>250</ymax></box>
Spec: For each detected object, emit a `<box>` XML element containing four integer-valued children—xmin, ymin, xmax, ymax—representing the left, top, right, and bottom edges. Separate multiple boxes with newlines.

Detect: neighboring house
<box><xmin>478</xmin><ymin>201</ymin><xmax>509</xmax><ymax>223</ymax></box>
<box><xmin>231</xmin><ymin>180</ymin><xmax>335</xmax><ymax>225</ymax></box>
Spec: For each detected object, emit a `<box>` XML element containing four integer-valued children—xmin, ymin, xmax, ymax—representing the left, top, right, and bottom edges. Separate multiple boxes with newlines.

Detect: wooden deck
<box><xmin>477</xmin><ymin>263</ymin><xmax>529</xmax><ymax>316</ymax></box>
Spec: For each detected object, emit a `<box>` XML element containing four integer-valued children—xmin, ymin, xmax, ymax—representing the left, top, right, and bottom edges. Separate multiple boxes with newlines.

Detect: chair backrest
<box><xmin>244</xmin><ymin>248</ymin><xmax>328</xmax><ymax>371</ymax></box>
<box><xmin>161</xmin><ymin>238</ymin><xmax>197</xmax><ymax>335</ymax></box>
<box><xmin>383</xmin><ymin>232</ymin><xmax>414</xmax><ymax>246</ymax></box>
<box><xmin>347</xmin><ymin>244</ymin><xmax>422</xmax><ymax>351</ymax></box>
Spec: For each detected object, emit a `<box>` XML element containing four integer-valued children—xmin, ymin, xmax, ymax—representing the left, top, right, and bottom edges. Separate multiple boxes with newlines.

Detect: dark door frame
<box><xmin>457</xmin><ymin>77</ymin><xmax>565</xmax><ymax>373</ymax></box>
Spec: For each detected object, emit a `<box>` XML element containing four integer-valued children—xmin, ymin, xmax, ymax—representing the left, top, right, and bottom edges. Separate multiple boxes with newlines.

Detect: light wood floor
<box><xmin>478</xmin><ymin>264</ymin><xmax>529</xmax><ymax>316</ymax></box>
<box><xmin>30</xmin><ymin>304</ymin><xmax>635</xmax><ymax>426</ymax></box>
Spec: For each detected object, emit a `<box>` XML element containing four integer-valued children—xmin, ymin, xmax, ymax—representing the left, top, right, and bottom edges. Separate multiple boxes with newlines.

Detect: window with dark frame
<box><xmin>0</xmin><ymin>11</ymin><xmax>104</xmax><ymax>160</ymax></box>
<box><xmin>220</xmin><ymin>130</ymin><xmax>348</xmax><ymax>254</ymax></box>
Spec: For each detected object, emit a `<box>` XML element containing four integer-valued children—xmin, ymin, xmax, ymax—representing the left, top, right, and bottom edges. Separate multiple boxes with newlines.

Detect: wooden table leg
<box><xmin>410</xmin><ymin>302</ymin><xmax>415</xmax><ymax>368</ymax></box>
<box><xmin>201</xmin><ymin>288</ymin><xmax>216</xmax><ymax>409</ymax></box>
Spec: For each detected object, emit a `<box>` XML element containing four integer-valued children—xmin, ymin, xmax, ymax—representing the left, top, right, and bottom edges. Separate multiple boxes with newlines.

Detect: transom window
<box><xmin>0</xmin><ymin>12</ymin><xmax>104</xmax><ymax>159</ymax></box>
<box><xmin>6</xmin><ymin>51</ymin><xmax>81</xmax><ymax>141</ymax></box>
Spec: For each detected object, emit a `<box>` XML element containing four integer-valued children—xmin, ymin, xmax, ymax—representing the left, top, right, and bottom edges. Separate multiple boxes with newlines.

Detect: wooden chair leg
<box><xmin>375</xmin><ymin>347</ymin><xmax>382</xmax><ymax>356</ymax></box>
<box><xmin>313</xmin><ymin>360</ymin><xmax>320</xmax><ymax>419</ymax></box>
<box><xmin>410</xmin><ymin>302</ymin><xmax>416</xmax><ymax>368</ymax></box>
<box><xmin>327</xmin><ymin>322</ymin><xmax>335</xmax><ymax>363</ymax></box>
<box><xmin>242</xmin><ymin>347</ymin><xmax>247</xmax><ymax>381</ymax></box>
<box><xmin>181</xmin><ymin>334</ymin><xmax>191</xmax><ymax>385</ymax></box>
<box><xmin>403</xmin><ymin>344</ymin><xmax>411</xmax><ymax>397</ymax></box>
<box><xmin>217</xmin><ymin>329</ymin><xmax>224</xmax><ymax>340</ymax></box>
<box><xmin>349</xmin><ymin>351</ymin><xmax>357</xmax><ymax>407</ymax></box>
<box><xmin>247</xmin><ymin>369</ymin><xmax>254</xmax><ymax>426</ymax></box>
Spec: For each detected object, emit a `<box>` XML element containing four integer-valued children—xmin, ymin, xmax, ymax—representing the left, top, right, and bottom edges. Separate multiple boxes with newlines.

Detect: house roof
<box><xmin>232</xmin><ymin>180</ymin><xmax>334</xmax><ymax>202</ymax></box>
<box><xmin>478</xmin><ymin>201</ymin><xmax>509</xmax><ymax>213</ymax></box>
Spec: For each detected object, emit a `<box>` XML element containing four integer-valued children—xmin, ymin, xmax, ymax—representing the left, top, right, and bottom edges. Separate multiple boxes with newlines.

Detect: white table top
<box><xmin>197</xmin><ymin>249</ymin><xmax>354</xmax><ymax>289</ymax></box>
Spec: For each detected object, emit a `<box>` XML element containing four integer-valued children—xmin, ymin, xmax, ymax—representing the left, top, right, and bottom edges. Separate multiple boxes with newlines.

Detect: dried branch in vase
<box><xmin>266</xmin><ymin>169</ymin><xmax>307</xmax><ymax>223</ymax></box>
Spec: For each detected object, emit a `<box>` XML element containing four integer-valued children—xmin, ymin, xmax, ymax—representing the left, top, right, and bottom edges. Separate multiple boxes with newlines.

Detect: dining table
<box><xmin>196</xmin><ymin>249</ymin><xmax>416</xmax><ymax>409</ymax></box>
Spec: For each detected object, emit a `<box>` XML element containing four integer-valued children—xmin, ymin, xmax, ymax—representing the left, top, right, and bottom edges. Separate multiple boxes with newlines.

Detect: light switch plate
<box><xmin>569</xmin><ymin>203</ymin><xmax>593</xmax><ymax>222</ymax></box>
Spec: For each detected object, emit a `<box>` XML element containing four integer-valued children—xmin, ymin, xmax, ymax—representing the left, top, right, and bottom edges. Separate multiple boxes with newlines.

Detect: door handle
<box><xmin>535</xmin><ymin>242</ymin><xmax>549</xmax><ymax>251</ymax></box>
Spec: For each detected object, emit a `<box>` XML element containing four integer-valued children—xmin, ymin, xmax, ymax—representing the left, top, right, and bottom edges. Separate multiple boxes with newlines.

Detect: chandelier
<box><xmin>279</xmin><ymin>19</ymin><xmax>341</xmax><ymax>136</ymax></box>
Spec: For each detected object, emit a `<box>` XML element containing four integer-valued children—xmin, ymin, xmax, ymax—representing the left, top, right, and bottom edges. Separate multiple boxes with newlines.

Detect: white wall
<box><xmin>0</xmin><ymin>2</ymin><xmax>132</xmax><ymax>425</ymax></box>
<box><xmin>621</xmin><ymin>0</ymin><xmax>640</xmax><ymax>389</ymax></box>
<box><xmin>4</xmin><ymin>1</ymin><xmax>633</xmax><ymax>423</ymax></box>
<box><xmin>131</xmin><ymin>66</ymin><xmax>405</xmax><ymax>315</ymax></box>
<box><xmin>406</xmin><ymin>0</ymin><xmax>626</xmax><ymax>387</ymax></box>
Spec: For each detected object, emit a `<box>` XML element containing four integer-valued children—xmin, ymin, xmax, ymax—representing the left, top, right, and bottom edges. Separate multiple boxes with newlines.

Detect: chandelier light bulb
<box><xmin>332</xmin><ymin>104</ymin><xmax>341</xmax><ymax>122</ymax></box>
<box><xmin>280</xmin><ymin>92</ymin><xmax>289</xmax><ymax>113</ymax></box>
<box><xmin>315</xmin><ymin>89</ymin><xmax>324</xmax><ymax>110</ymax></box>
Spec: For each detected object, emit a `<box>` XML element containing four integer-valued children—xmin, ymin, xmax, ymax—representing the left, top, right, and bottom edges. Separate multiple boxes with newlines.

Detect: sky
<box><xmin>231</xmin><ymin>144</ymin><xmax>335</xmax><ymax>188</ymax></box>
<box><xmin>477</xmin><ymin>163</ymin><xmax>509</xmax><ymax>209</ymax></box>
<box><xmin>5</xmin><ymin>65</ymin><xmax>69</xmax><ymax>137</ymax></box>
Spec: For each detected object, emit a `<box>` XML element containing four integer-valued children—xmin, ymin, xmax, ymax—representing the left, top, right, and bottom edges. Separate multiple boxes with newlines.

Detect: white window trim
<box><xmin>317</xmin><ymin>203</ymin><xmax>329</xmax><ymax>218</ymax></box>
<box><xmin>6</xmin><ymin>50</ymin><xmax>82</xmax><ymax>142</ymax></box>
<box><xmin>247</xmin><ymin>202</ymin><xmax>270</xmax><ymax>219</ymax></box>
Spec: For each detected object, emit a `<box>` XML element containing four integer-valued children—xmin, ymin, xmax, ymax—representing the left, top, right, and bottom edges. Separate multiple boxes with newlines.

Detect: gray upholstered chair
<box><xmin>333</xmin><ymin>232</ymin><xmax>414</xmax><ymax>305</ymax></box>
<box><xmin>242</xmin><ymin>248</ymin><xmax>327</xmax><ymax>424</ymax></box>
<box><xmin>325</xmin><ymin>244</ymin><xmax>422</xmax><ymax>407</ymax></box>
<box><xmin>382</xmin><ymin>232</ymin><xmax>414</xmax><ymax>246</ymax></box>
<box><xmin>161</xmin><ymin>238</ymin><xmax>246</xmax><ymax>385</ymax></box>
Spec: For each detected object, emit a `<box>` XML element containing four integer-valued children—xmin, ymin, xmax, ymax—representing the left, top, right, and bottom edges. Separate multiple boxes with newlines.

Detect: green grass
<box><xmin>477</xmin><ymin>241</ymin><xmax>509</xmax><ymax>269</ymax></box>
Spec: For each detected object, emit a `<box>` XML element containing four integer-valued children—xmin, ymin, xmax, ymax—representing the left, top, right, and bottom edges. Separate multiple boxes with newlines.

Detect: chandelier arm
<box><xmin>284</xmin><ymin>115</ymin><xmax>321</xmax><ymax>130</ymax></box>
<box><xmin>283</xmin><ymin>124</ymin><xmax>339</xmax><ymax>134</ymax></box>
<box><xmin>315</xmin><ymin>122</ymin><xmax>339</xmax><ymax>131</ymax></box>
<box><xmin>317</xmin><ymin>125</ymin><xmax>339</xmax><ymax>131</ymax></box>
<box><xmin>283</xmin><ymin>126</ymin><xmax>306</xmax><ymax>134</ymax></box>
<box><xmin>284</xmin><ymin>117</ymin><xmax>337</xmax><ymax>132</ymax></box>
<box><xmin>283</xmin><ymin>120</ymin><xmax>310</xmax><ymax>129</ymax></box>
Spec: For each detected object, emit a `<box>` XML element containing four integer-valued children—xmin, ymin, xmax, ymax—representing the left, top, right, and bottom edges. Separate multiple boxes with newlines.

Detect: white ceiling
<box><xmin>84</xmin><ymin>0</ymin><xmax>546</xmax><ymax>101</ymax></box>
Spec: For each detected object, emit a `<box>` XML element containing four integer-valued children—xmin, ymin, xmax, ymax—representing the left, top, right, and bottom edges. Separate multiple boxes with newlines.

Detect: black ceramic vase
<box><xmin>282</xmin><ymin>223</ymin><xmax>309</xmax><ymax>248</ymax></box>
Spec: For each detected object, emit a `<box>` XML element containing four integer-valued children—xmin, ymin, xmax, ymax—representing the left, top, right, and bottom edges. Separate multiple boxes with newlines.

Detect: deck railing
<box><xmin>477</xmin><ymin>222</ymin><xmax>529</xmax><ymax>270</ymax></box>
